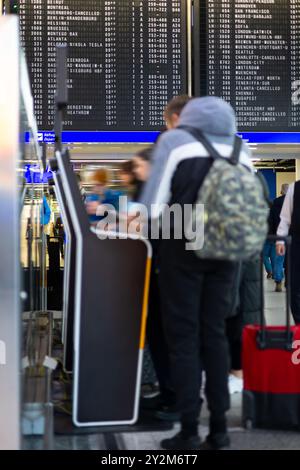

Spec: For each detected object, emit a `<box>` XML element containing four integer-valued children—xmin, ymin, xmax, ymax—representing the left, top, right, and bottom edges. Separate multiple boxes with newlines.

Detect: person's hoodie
<box><xmin>140</xmin><ymin>97</ymin><xmax>253</xmax><ymax>218</ymax></box>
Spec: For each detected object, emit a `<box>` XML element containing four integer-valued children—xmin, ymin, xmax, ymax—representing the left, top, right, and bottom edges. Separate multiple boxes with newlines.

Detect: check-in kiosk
<box><xmin>52</xmin><ymin>149</ymin><xmax>151</xmax><ymax>427</ymax></box>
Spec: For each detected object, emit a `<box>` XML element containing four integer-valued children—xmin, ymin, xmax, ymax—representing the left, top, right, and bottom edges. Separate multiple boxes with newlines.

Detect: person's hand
<box><xmin>128</xmin><ymin>218</ymin><xmax>142</xmax><ymax>235</ymax></box>
<box><xmin>86</xmin><ymin>200</ymin><xmax>99</xmax><ymax>215</ymax></box>
<box><xmin>96</xmin><ymin>204</ymin><xmax>109</xmax><ymax>217</ymax></box>
<box><xmin>276</xmin><ymin>243</ymin><xmax>285</xmax><ymax>256</ymax></box>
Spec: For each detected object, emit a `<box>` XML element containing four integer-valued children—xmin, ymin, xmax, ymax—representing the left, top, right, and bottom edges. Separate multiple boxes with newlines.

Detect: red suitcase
<box><xmin>242</xmin><ymin>236</ymin><xmax>300</xmax><ymax>430</ymax></box>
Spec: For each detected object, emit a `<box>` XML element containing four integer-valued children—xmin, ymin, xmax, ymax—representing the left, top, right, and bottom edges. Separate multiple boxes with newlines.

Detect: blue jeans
<box><xmin>263</xmin><ymin>241</ymin><xmax>276</xmax><ymax>275</ymax></box>
<box><xmin>273</xmin><ymin>253</ymin><xmax>285</xmax><ymax>283</ymax></box>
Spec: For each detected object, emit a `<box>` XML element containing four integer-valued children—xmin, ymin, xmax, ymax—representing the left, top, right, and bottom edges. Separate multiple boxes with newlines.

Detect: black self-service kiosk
<box><xmin>50</xmin><ymin>45</ymin><xmax>152</xmax><ymax>427</ymax></box>
<box><xmin>52</xmin><ymin>150</ymin><xmax>151</xmax><ymax>427</ymax></box>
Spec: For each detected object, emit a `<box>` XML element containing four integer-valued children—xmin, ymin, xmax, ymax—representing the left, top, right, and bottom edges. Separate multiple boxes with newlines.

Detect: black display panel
<box><xmin>19</xmin><ymin>0</ymin><xmax>187</xmax><ymax>131</ymax></box>
<box><xmin>195</xmin><ymin>0</ymin><xmax>300</xmax><ymax>132</ymax></box>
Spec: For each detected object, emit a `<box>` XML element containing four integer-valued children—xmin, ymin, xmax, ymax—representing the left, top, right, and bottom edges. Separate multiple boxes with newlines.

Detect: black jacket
<box><xmin>230</xmin><ymin>257</ymin><xmax>261</xmax><ymax>325</ymax></box>
<box><xmin>270</xmin><ymin>195</ymin><xmax>285</xmax><ymax>235</ymax></box>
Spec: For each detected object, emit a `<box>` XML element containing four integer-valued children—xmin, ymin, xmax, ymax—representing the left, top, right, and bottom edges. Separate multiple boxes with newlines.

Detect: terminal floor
<box><xmin>25</xmin><ymin>280</ymin><xmax>300</xmax><ymax>450</ymax></box>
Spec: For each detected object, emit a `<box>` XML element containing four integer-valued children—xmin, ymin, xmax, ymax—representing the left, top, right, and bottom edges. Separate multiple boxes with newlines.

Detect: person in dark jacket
<box><xmin>227</xmin><ymin>173</ymin><xmax>270</xmax><ymax>393</ymax></box>
<box><xmin>138</xmin><ymin>98</ymin><xmax>193</xmax><ymax>420</ymax></box>
<box><xmin>131</xmin><ymin>148</ymin><xmax>166</xmax><ymax>401</ymax></box>
<box><xmin>277</xmin><ymin>181</ymin><xmax>300</xmax><ymax>324</ymax></box>
<box><xmin>140</xmin><ymin>97</ymin><xmax>253</xmax><ymax>450</ymax></box>
<box><xmin>269</xmin><ymin>183</ymin><xmax>289</xmax><ymax>292</ymax></box>
<box><xmin>271</xmin><ymin>184</ymin><xmax>289</xmax><ymax>233</ymax></box>
<box><xmin>55</xmin><ymin>216</ymin><xmax>65</xmax><ymax>259</ymax></box>
<box><xmin>134</xmin><ymin>150</ymin><xmax>178</xmax><ymax>418</ymax></box>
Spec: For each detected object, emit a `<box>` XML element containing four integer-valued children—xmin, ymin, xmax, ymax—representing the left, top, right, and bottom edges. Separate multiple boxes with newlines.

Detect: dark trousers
<box><xmin>147</xmin><ymin>262</ymin><xmax>175</xmax><ymax>404</ymax></box>
<box><xmin>291</xmin><ymin>241</ymin><xmax>300</xmax><ymax>324</ymax></box>
<box><xmin>158</xmin><ymin>239</ymin><xmax>238</xmax><ymax>425</ymax></box>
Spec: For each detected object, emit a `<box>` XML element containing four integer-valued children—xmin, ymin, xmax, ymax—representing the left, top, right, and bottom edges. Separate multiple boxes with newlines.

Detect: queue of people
<box><xmin>78</xmin><ymin>95</ymin><xmax>299</xmax><ymax>450</ymax></box>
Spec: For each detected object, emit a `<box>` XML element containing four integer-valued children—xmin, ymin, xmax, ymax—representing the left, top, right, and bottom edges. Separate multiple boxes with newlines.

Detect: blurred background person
<box><xmin>226</xmin><ymin>258</ymin><xmax>261</xmax><ymax>394</ymax></box>
<box><xmin>269</xmin><ymin>183</ymin><xmax>289</xmax><ymax>292</ymax></box>
<box><xmin>263</xmin><ymin>183</ymin><xmax>289</xmax><ymax>288</ymax></box>
<box><xmin>119</xmin><ymin>160</ymin><xmax>137</xmax><ymax>201</ymax></box>
<box><xmin>132</xmin><ymin>148</ymin><xmax>153</xmax><ymax>201</ymax></box>
<box><xmin>85</xmin><ymin>168</ymin><xmax>122</xmax><ymax>225</ymax></box>
<box><xmin>164</xmin><ymin>94</ymin><xmax>192</xmax><ymax>130</ymax></box>
<box><xmin>263</xmin><ymin>200</ymin><xmax>276</xmax><ymax>280</ymax></box>
<box><xmin>55</xmin><ymin>216</ymin><xmax>65</xmax><ymax>259</ymax></box>
<box><xmin>41</xmin><ymin>190</ymin><xmax>52</xmax><ymax>252</ymax></box>
<box><xmin>227</xmin><ymin>173</ymin><xmax>270</xmax><ymax>394</ymax></box>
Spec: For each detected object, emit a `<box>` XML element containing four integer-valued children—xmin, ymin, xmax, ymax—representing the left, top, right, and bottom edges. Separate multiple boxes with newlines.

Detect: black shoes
<box><xmin>200</xmin><ymin>433</ymin><xmax>231</xmax><ymax>450</ymax></box>
<box><xmin>140</xmin><ymin>394</ymin><xmax>180</xmax><ymax>422</ymax></box>
<box><xmin>161</xmin><ymin>432</ymin><xmax>201</xmax><ymax>450</ymax></box>
<box><xmin>161</xmin><ymin>431</ymin><xmax>230</xmax><ymax>450</ymax></box>
<box><xmin>140</xmin><ymin>393</ymin><xmax>162</xmax><ymax>410</ymax></box>
<box><xmin>141</xmin><ymin>383</ymin><xmax>160</xmax><ymax>399</ymax></box>
<box><xmin>155</xmin><ymin>403</ymin><xmax>180</xmax><ymax>422</ymax></box>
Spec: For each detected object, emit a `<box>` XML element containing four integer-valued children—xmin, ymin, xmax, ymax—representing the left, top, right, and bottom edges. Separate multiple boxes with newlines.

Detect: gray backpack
<box><xmin>180</xmin><ymin>127</ymin><xmax>269</xmax><ymax>261</ymax></box>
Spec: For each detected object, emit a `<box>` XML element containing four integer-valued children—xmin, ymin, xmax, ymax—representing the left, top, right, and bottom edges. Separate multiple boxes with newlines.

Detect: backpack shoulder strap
<box><xmin>230</xmin><ymin>137</ymin><xmax>243</xmax><ymax>165</ymax></box>
<box><xmin>178</xmin><ymin>125</ymin><xmax>243</xmax><ymax>166</ymax></box>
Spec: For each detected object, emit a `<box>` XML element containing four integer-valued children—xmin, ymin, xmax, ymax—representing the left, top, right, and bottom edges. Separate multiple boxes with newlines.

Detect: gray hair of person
<box><xmin>281</xmin><ymin>183</ymin><xmax>289</xmax><ymax>195</ymax></box>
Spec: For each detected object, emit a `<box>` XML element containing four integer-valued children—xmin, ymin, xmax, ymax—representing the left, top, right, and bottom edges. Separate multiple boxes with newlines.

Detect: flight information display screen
<box><xmin>196</xmin><ymin>0</ymin><xmax>300</xmax><ymax>132</ymax></box>
<box><xmin>19</xmin><ymin>0</ymin><xmax>187</xmax><ymax>131</ymax></box>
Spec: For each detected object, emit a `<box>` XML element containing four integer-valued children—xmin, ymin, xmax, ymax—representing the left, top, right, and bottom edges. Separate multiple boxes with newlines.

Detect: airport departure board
<box><xmin>196</xmin><ymin>0</ymin><xmax>300</xmax><ymax>132</ymax></box>
<box><xmin>19</xmin><ymin>0</ymin><xmax>187</xmax><ymax>131</ymax></box>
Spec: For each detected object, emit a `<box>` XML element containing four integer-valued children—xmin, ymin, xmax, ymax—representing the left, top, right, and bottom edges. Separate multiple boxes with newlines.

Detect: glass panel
<box><xmin>19</xmin><ymin>47</ymin><xmax>51</xmax><ymax>449</ymax></box>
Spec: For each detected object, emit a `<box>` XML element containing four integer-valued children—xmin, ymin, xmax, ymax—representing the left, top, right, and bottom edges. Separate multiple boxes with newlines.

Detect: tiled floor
<box><xmin>119</xmin><ymin>279</ymin><xmax>300</xmax><ymax>451</ymax></box>
<box><xmin>26</xmin><ymin>279</ymin><xmax>300</xmax><ymax>450</ymax></box>
<box><xmin>264</xmin><ymin>278</ymin><xmax>290</xmax><ymax>326</ymax></box>
<box><xmin>120</xmin><ymin>426</ymin><xmax>300</xmax><ymax>451</ymax></box>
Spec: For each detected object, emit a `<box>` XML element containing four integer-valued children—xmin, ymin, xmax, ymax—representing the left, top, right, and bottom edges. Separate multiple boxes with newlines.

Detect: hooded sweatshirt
<box><xmin>140</xmin><ymin>96</ymin><xmax>253</xmax><ymax>218</ymax></box>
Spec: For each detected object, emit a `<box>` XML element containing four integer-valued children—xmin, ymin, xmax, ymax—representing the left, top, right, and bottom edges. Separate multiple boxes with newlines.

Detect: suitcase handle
<box><xmin>257</xmin><ymin>235</ymin><xmax>293</xmax><ymax>351</ymax></box>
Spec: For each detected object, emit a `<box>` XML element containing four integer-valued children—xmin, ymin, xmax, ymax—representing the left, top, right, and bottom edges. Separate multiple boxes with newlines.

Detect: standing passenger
<box><xmin>164</xmin><ymin>95</ymin><xmax>192</xmax><ymax>130</ymax></box>
<box><xmin>119</xmin><ymin>160</ymin><xmax>137</xmax><ymax>201</ymax></box>
<box><xmin>137</xmin><ymin>96</ymin><xmax>192</xmax><ymax>420</ymax></box>
<box><xmin>277</xmin><ymin>181</ymin><xmax>300</xmax><ymax>324</ymax></box>
<box><xmin>140</xmin><ymin>97</ymin><xmax>253</xmax><ymax>450</ymax></box>
<box><xmin>270</xmin><ymin>183</ymin><xmax>289</xmax><ymax>292</ymax></box>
